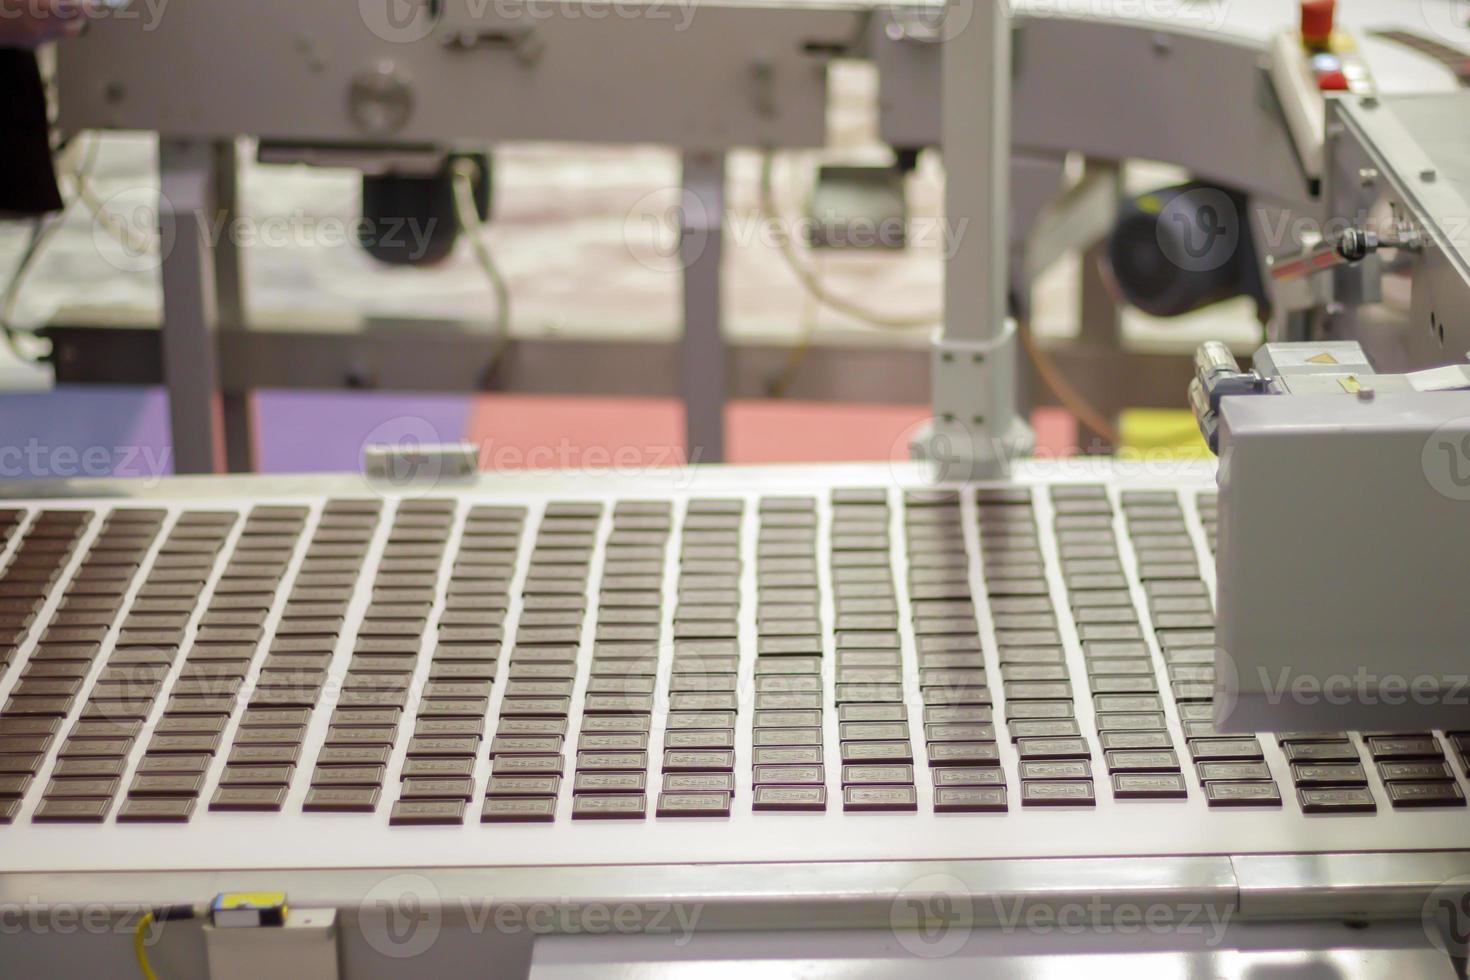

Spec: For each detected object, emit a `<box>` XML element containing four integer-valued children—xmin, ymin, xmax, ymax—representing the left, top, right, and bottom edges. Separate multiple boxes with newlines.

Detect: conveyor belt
<box><xmin>0</xmin><ymin>464</ymin><xmax>1466</xmax><ymax>873</ymax></box>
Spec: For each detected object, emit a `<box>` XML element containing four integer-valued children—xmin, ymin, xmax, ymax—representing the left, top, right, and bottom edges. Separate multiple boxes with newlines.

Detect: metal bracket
<box><xmin>203</xmin><ymin>908</ymin><xmax>339</xmax><ymax>980</ymax></box>
<box><xmin>441</xmin><ymin>26</ymin><xmax>543</xmax><ymax>65</ymax></box>
<box><xmin>911</xmin><ymin>322</ymin><xmax>1033</xmax><ymax>481</ymax></box>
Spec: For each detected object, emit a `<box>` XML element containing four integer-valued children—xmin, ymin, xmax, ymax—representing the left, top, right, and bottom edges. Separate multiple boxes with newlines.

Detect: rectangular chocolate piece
<box><xmin>662</xmin><ymin>750</ymin><xmax>735</xmax><ymax>773</ymax></box>
<box><xmin>128</xmin><ymin>774</ymin><xmax>206</xmax><ymax>797</ymax></box>
<box><xmin>1281</xmin><ymin>740</ymin><xmax>1359</xmax><ymax>763</ymax></box>
<box><xmin>1020</xmin><ymin>780</ymin><xmax>1096</xmax><ymax>807</ymax></box>
<box><xmin>663</xmin><ymin>773</ymin><xmax>736</xmax><ymax>794</ymax></box>
<box><xmin>1111</xmin><ymin>773</ymin><xmax>1188</xmax><ymax>799</ymax></box>
<box><xmin>932</xmin><ymin>767</ymin><xmax>1005</xmax><ymax>788</ymax></box>
<box><xmin>752</xmin><ymin>765</ymin><xmax>824</xmax><ymax>786</ymax></box>
<box><xmin>400</xmin><ymin>777</ymin><xmax>474</xmax><ymax>800</ymax></box>
<box><xmin>389</xmin><ymin>799</ymin><xmax>466</xmax><ymax>825</ymax></box>
<box><xmin>1366</xmin><ymin>736</ymin><xmax>1442</xmax><ymax>760</ymax></box>
<box><xmin>1377</xmin><ymin>760</ymin><xmax>1454</xmax><ymax>782</ymax></box>
<box><xmin>117</xmin><ymin>797</ymin><xmax>195</xmax><ymax>823</ymax></box>
<box><xmin>1290</xmin><ymin>763</ymin><xmax>1367</xmax><ymax>787</ymax></box>
<box><xmin>656</xmin><ymin>791</ymin><xmax>732</xmax><ymax>817</ymax></box>
<box><xmin>841</xmin><ymin>764</ymin><xmax>914</xmax><ymax>786</ymax></box>
<box><xmin>934</xmin><ymin>786</ymin><xmax>1007</xmax><ymax>812</ymax></box>
<box><xmin>1385</xmin><ymin>781</ymin><xmax>1466</xmax><ymax>808</ymax></box>
<box><xmin>492</xmin><ymin>756</ymin><xmax>562</xmax><ymax>776</ymax></box>
<box><xmin>1203</xmin><ymin>781</ymin><xmax>1282</xmax><ymax>807</ymax></box>
<box><xmin>571</xmin><ymin>794</ymin><xmax>646</xmax><ymax>820</ymax></box>
<box><xmin>753</xmin><ymin>785</ymin><xmax>826</xmax><ymax>812</ymax></box>
<box><xmin>1196</xmin><ymin>761</ymin><xmax>1272</xmax><ymax>782</ymax></box>
<box><xmin>45</xmin><ymin>777</ymin><xmax>120</xmax><ymax>798</ymax></box>
<box><xmin>1297</xmin><ymin>786</ymin><xmax>1376</xmax><ymax>813</ymax></box>
<box><xmin>842</xmin><ymin>785</ymin><xmax>918</xmax><ymax>812</ymax></box>
<box><xmin>401</xmin><ymin>758</ymin><xmax>474</xmax><ymax>779</ymax></box>
<box><xmin>482</xmin><ymin>797</ymin><xmax>557</xmax><ymax>822</ymax></box>
<box><xmin>32</xmin><ymin>798</ymin><xmax>112</xmax><ymax>823</ymax></box>
<box><xmin>304</xmin><ymin>787</ymin><xmax>381</xmax><ymax>813</ymax></box>
<box><xmin>574</xmin><ymin>772</ymin><xmax>647</xmax><ymax>794</ymax></box>
<box><xmin>209</xmin><ymin>786</ymin><xmax>288</xmax><ymax>812</ymax></box>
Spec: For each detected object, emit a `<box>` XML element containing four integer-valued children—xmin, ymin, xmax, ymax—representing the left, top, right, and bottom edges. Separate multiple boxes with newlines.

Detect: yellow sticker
<box><xmin>1307</xmin><ymin>352</ymin><xmax>1339</xmax><ymax>364</ymax></box>
<box><xmin>1338</xmin><ymin>376</ymin><xmax>1362</xmax><ymax>394</ymax></box>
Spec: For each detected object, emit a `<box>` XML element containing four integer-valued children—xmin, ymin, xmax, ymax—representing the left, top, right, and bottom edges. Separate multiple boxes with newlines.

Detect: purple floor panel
<box><xmin>252</xmin><ymin>390</ymin><xmax>473</xmax><ymax>474</ymax></box>
<box><xmin>0</xmin><ymin>386</ymin><xmax>173</xmax><ymax>481</ymax></box>
<box><xmin>0</xmin><ymin>386</ymin><xmax>473</xmax><ymax>479</ymax></box>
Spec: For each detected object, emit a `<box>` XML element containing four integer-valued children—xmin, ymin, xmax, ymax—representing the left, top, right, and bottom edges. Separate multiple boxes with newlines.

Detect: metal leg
<box><xmin>210</xmin><ymin>139</ymin><xmax>257</xmax><ymax>474</ymax></box>
<box><xmin>157</xmin><ymin>139</ymin><xmax>227</xmax><ymax>474</ymax></box>
<box><xmin>916</xmin><ymin>0</ymin><xmax>1030</xmax><ymax>479</ymax></box>
<box><xmin>679</xmin><ymin>150</ymin><xmax>727</xmax><ymax>465</ymax></box>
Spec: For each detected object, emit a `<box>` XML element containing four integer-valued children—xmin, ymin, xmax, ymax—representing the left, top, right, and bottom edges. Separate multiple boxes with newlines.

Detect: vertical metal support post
<box><xmin>680</xmin><ymin>150</ymin><xmax>727</xmax><ymax>465</ymax></box>
<box><xmin>914</xmin><ymin>0</ymin><xmax>1031</xmax><ymax>478</ymax></box>
<box><xmin>210</xmin><ymin>139</ymin><xmax>257</xmax><ymax>473</ymax></box>
<box><xmin>1078</xmin><ymin>162</ymin><xmax>1124</xmax><ymax>346</ymax></box>
<box><xmin>1077</xmin><ymin>160</ymin><xmax>1124</xmax><ymax>453</ymax></box>
<box><xmin>158</xmin><ymin>139</ymin><xmax>227</xmax><ymax>474</ymax></box>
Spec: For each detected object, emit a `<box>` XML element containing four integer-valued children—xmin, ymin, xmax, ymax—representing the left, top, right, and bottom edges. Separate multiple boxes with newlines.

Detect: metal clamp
<box><xmin>1269</xmin><ymin>225</ymin><xmax>1423</xmax><ymax>282</ymax></box>
<box><xmin>1190</xmin><ymin>341</ymin><xmax>1265</xmax><ymax>454</ymax></box>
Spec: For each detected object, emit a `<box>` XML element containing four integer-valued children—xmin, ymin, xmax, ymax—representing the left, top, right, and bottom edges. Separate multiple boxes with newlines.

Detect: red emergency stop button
<box><xmin>1317</xmin><ymin>68</ymin><xmax>1349</xmax><ymax>90</ymax></box>
<box><xmin>1301</xmin><ymin>0</ymin><xmax>1335</xmax><ymax>49</ymax></box>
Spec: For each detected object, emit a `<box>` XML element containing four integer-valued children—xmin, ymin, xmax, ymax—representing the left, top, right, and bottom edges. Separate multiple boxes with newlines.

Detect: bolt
<box><xmin>972</xmin><ymin>352</ymin><xmax>985</xmax><ymax>364</ymax></box>
<box><xmin>972</xmin><ymin>415</ymin><xmax>985</xmax><ymax>426</ymax></box>
<box><xmin>1421</xmin><ymin>168</ymin><xmax>1438</xmax><ymax>183</ymax></box>
<box><xmin>941</xmin><ymin>352</ymin><xmax>954</xmax><ymax>364</ymax></box>
<box><xmin>1360</xmin><ymin>96</ymin><xmax>1379</xmax><ymax>109</ymax></box>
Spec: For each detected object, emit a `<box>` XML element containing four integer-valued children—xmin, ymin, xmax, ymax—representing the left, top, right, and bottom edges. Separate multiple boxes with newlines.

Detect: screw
<box><xmin>972</xmin><ymin>353</ymin><xmax>985</xmax><ymax>364</ymax></box>
<box><xmin>1360</xmin><ymin>96</ymin><xmax>1379</xmax><ymax>109</ymax></box>
<box><xmin>1422</xmin><ymin>168</ymin><xmax>1438</xmax><ymax>183</ymax></box>
<box><xmin>941</xmin><ymin>352</ymin><xmax>954</xmax><ymax>363</ymax></box>
<box><xmin>972</xmin><ymin>415</ymin><xmax>985</xmax><ymax>425</ymax></box>
<box><xmin>1357</xmin><ymin>168</ymin><xmax>1379</xmax><ymax>187</ymax></box>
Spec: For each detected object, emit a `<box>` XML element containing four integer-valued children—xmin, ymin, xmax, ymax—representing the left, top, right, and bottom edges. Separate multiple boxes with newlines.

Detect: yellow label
<box><xmin>217</xmin><ymin>891</ymin><xmax>287</xmax><ymax>909</ymax></box>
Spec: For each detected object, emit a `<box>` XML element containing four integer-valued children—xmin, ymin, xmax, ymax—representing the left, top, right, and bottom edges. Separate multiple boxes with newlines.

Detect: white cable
<box><xmin>449</xmin><ymin>157</ymin><xmax>511</xmax><ymax>383</ymax></box>
<box><xmin>757</xmin><ymin>151</ymin><xmax>941</xmax><ymax>330</ymax></box>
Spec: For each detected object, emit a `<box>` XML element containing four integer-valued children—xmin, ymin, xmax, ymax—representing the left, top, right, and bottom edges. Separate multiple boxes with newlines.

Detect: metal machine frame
<box><xmin>48</xmin><ymin>0</ymin><xmax>1353</xmax><ymax>473</ymax></box>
